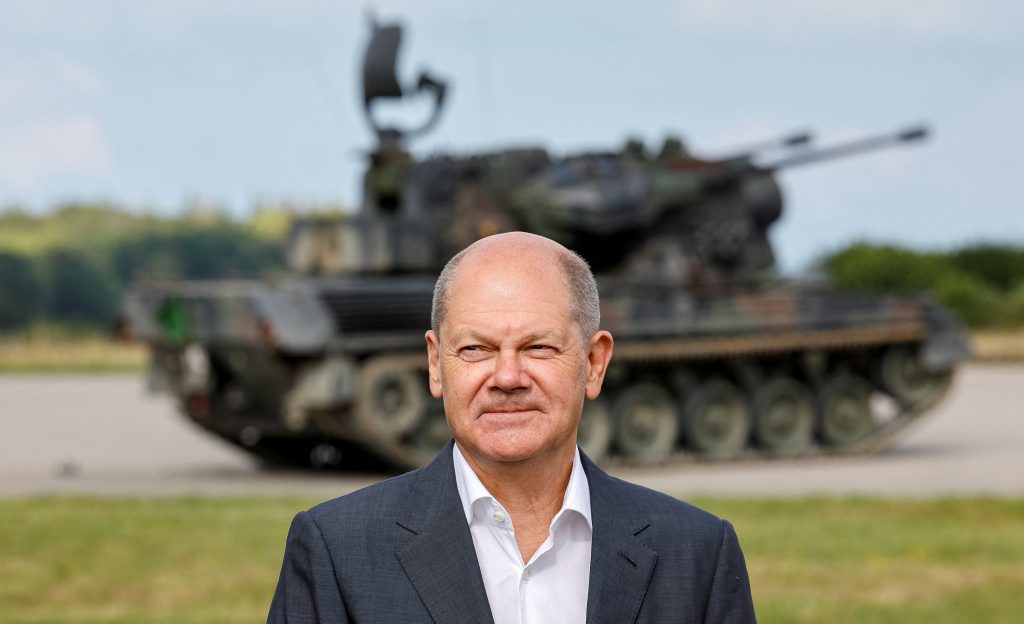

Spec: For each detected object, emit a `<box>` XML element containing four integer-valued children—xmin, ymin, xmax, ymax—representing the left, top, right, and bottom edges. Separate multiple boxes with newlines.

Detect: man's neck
<box><xmin>457</xmin><ymin>442</ymin><xmax>576</xmax><ymax>562</ymax></box>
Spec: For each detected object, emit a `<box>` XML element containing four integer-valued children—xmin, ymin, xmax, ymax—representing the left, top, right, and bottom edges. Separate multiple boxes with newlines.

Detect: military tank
<box><xmin>122</xmin><ymin>19</ymin><xmax>970</xmax><ymax>470</ymax></box>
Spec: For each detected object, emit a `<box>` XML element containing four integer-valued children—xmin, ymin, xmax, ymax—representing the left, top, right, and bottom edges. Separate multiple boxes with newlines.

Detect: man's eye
<box><xmin>459</xmin><ymin>346</ymin><xmax>489</xmax><ymax>361</ymax></box>
<box><xmin>526</xmin><ymin>345</ymin><xmax>556</xmax><ymax>356</ymax></box>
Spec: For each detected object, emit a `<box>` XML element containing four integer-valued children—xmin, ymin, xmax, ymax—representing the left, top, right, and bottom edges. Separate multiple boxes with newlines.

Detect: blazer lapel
<box><xmin>395</xmin><ymin>442</ymin><xmax>495</xmax><ymax>624</ymax></box>
<box><xmin>583</xmin><ymin>454</ymin><xmax>658</xmax><ymax>624</ymax></box>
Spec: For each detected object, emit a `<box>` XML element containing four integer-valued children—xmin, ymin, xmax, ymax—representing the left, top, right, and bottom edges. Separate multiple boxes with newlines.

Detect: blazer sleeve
<box><xmin>267</xmin><ymin>511</ymin><xmax>349</xmax><ymax>624</ymax></box>
<box><xmin>703</xmin><ymin>519</ymin><xmax>757</xmax><ymax>623</ymax></box>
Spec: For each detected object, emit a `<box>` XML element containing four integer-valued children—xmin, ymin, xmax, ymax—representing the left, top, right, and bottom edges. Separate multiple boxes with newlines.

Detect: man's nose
<box><xmin>491</xmin><ymin>349</ymin><xmax>528</xmax><ymax>392</ymax></box>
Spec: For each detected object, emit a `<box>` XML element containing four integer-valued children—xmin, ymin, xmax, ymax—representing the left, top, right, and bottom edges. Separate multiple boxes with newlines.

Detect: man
<box><xmin>268</xmin><ymin>232</ymin><xmax>756</xmax><ymax>623</ymax></box>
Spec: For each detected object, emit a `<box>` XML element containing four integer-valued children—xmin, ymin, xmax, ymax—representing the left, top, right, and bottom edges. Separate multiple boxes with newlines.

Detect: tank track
<box><xmin>297</xmin><ymin>321</ymin><xmax>954</xmax><ymax>471</ymax></box>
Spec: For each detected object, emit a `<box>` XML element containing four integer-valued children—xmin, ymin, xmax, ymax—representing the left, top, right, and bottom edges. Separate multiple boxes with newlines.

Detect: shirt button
<box><xmin>492</xmin><ymin>511</ymin><xmax>506</xmax><ymax>523</ymax></box>
<box><xmin>522</xmin><ymin>570</ymin><xmax>531</xmax><ymax>582</ymax></box>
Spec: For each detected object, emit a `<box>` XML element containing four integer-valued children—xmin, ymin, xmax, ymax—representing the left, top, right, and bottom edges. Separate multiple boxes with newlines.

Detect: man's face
<box><xmin>425</xmin><ymin>250</ymin><xmax>610</xmax><ymax>465</ymax></box>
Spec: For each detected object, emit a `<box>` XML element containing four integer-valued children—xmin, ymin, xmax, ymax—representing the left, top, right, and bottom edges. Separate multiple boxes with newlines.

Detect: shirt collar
<box><xmin>452</xmin><ymin>443</ymin><xmax>592</xmax><ymax>530</ymax></box>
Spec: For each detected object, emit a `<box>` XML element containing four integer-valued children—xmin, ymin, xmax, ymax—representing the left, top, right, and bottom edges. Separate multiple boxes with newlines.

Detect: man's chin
<box><xmin>483</xmin><ymin>447</ymin><xmax>541</xmax><ymax>464</ymax></box>
<box><xmin>468</xmin><ymin>435</ymin><xmax>570</xmax><ymax>466</ymax></box>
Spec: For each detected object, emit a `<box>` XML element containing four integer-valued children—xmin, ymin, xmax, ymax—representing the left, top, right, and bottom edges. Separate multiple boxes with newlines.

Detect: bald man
<box><xmin>268</xmin><ymin>233</ymin><xmax>756</xmax><ymax>624</ymax></box>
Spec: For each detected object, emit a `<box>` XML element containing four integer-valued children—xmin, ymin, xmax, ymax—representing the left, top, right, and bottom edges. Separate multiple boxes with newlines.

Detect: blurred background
<box><xmin>1</xmin><ymin>1</ymin><xmax>1022</xmax><ymax>622</ymax></box>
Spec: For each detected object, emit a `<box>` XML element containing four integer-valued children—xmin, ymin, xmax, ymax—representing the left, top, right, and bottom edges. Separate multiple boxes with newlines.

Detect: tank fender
<box><xmin>250</xmin><ymin>285</ymin><xmax>334</xmax><ymax>354</ymax></box>
<box><xmin>283</xmin><ymin>357</ymin><xmax>358</xmax><ymax>430</ymax></box>
<box><xmin>917</xmin><ymin>295</ymin><xmax>972</xmax><ymax>371</ymax></box>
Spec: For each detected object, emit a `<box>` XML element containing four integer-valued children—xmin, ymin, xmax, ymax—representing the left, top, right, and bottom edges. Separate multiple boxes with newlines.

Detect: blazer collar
<box><xmin>394</xmin><ymin>443</ymin><xmax>658</xmax><ymax>624</ymax></box>
<box><xmin>582</xmin><ymin>452</ymin><xmax>659</xmax><ymax>624</ymax></box>
<box><xmin>453</xmin><ymin>442</ymin><xmax>594</xmax><ymax>531</ymax></box>
<box><xmin>394</xmin><ymin>440</ymin><xmax>495</xmax><ymax>624</ymax></box>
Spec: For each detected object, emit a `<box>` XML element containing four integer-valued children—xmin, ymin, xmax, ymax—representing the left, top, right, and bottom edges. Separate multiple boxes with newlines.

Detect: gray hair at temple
<box><xmin>430</xmin><ymin>242</ymin><xmax>601</xmax><ymax>342</ymax></box>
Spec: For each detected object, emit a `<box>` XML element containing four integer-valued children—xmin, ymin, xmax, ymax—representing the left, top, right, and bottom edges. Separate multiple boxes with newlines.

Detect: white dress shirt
<box><xmin>453</xmin><ymin>444</ymin><xmax>593</xmax><ymax>624</ymax></box>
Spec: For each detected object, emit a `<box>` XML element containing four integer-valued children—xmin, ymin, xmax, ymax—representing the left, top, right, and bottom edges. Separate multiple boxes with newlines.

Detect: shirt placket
<box><xmin>524</xmin><ymin>519</ymin><xmax>565</xmax><ymax>624</ymax></box>
<box><xmin>491</xmin><ymin>499</ymin><xmax>561</xmax><ymax>624</ymax></box>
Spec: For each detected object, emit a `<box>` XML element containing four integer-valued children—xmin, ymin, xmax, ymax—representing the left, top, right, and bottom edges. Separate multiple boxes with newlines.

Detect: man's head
<box><xmin>425</xmin><ymin>232</ymin><xmax>614</xmax><ymax>467</ymax></box>
<box><xmin>431</xmin><ymin>234</ymin><xmax>601</xmax><ymax>343</ymax></box>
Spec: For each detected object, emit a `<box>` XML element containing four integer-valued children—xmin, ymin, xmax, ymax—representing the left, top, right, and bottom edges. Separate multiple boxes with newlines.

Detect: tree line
<box><xmin>0</xmin><ymin>204</ymin><xmax>288</xmax><ymax>332</ymax></box>
<box><xmin>819</xmin><ymin>242</ymin><xmax>1024</xmax><ymax>328</ymax></box>
<box><xmin>0</xmin><ymin>204</ymin><xmax>1021</xmax><ymax>332</ymax></box>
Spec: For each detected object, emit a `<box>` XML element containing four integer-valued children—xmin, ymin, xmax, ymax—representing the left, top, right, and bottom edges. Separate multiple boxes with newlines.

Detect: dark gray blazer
<box><xmin>268</xmin><ymin>443</ymin><xmax>756</xmax><ymax>623</ymax></box>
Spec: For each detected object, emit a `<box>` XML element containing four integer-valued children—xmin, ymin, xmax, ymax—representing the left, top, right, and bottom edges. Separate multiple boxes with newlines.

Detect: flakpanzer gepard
<box><xmin>122</xmin><ymin>20</ymin><xmax>970</xmax><ymax>469</ymax></box>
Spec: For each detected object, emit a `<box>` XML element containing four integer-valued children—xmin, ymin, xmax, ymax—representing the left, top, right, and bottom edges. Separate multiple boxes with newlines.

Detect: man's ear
<box><xmin>584</xmin><ymin>330</ymin><xmax>614</xmax><ymax>400</ymax></box>
<box><xmin>425</xmin><ymin>330</ymin><xmax>443</xmax><ymax>398</ymax></box>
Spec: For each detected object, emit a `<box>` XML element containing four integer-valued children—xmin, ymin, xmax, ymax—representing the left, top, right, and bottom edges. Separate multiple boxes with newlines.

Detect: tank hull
<box><xmin>125</xmin><ymin>276</ymin><xmax>968</xmax><ymax>470</ymax></box>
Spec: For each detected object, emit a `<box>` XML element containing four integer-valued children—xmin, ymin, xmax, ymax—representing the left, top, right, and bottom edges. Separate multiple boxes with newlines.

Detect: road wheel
<box><xmin>683</xmin><ymin>378</ymin><xmax>750</xmax><ymax>460</ymax></box>
<box><xmin>875</xmin><ymin>345</ymin><xmax>952</xmax><ymax>410</ymax></box>
<box><xmin>817</xmin><ymin>374</ymin><xmax>875</xmax><ymax>448</ymax></box>
<box><xmin>577</xmin><ymin>397</ymin><xmax>613</xmax><ymax>463</ymax></box>
<box><xmin>751</xmin><ymin>377</ymin><xmax>814</xmax><ymax>455</ymax></box>
<box><xmin>357</xmin><ymin>361</ymin><xmax>426</xmax><ymax>438</ymax></box>
<box><xmin>613</xmin><ymin>383</ymin><xmax>678</xmax><ymax>464</ymax></box>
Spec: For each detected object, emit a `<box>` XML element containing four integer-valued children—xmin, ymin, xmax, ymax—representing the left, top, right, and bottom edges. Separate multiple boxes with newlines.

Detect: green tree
<box><xmin>820</xmin><ymin>243</ymin><xmax>947</xmax><ymax>293</ymax></box>
<box><xmin>950</xmin><ymin>244</ymin><xmax>1024</xmax><ymax>293</ymax></box>
<box><xmin>931</xmin><ymin>272</ymin><xmax>1002</xmax><ymax>327</ymax></box>
<box><xmin>819</xmin><ymin>241</ymin><xmax>1024</xmax><ymax>329</ymax></box>
<box><xmin>999</xmin><ymin>282</ymin><xmax>1024</xmax><ymax>327</ymax></box>
<box><xmin>0</xmin><ymin>252</ymin><xmax>43</xmax><ymax>329</ymax></box>
<box><xmin>41</xmin><ymin>248</ymin><xmax>121</xmax><ymax>326</ymax></box>
<box><xmin>112</xmin><ymin>227</ymin><xmax>280</xmax><ymax>282</ymax></box>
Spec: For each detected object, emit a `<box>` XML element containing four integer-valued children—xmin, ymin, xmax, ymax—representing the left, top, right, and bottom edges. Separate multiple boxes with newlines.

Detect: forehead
<box><xmin>443</xmin><ymin>250</ymin><xmax>575</xmax><ymax>335</ymax></box>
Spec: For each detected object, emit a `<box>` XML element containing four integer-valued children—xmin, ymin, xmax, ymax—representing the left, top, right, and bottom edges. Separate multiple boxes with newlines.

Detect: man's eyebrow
<box><xmin>445</xmin><ymin>329</ymin><xmax>492</xmax><ymax>345</ymax></box>
<box><xmin>520</xmin><ymin>330</ymin><xmax>559</xmax><ymax>343</ymax></box>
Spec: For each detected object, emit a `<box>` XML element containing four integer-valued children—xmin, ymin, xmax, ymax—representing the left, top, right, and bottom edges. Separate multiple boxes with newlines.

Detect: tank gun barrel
<box><xmin>700</xmin><ymin>125</ymin><xmax>928</xmax><ymax>191</ymax></box>
<box><xmin>715</xmin><ymin>130</ymin><xmax>814</xmax><ymax>161</ymax></box>
<box><xmin>761</xmin><ymin>125</ymin><xmax>928</xmax><ymax>171</ymax></box>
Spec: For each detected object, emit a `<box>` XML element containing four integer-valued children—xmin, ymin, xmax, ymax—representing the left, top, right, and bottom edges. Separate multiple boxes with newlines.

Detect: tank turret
<box><xmin>506</xmin><ymin>126</ymin><xmax>928</xmax><ymax>284</ymax></box>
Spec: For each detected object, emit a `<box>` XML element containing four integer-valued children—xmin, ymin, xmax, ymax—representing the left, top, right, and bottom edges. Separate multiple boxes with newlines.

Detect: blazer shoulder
<box><xmin>598</xmin><ymin>471</ymin><xmax>726</xmax><ymax>533</ymax></box>
<box><xmin>305</xmin><ymin>467</ymin><xmax>423</xmax><ymax>528</ymax></box>
<box><xmin>606</xmin><ymin>478</ymin><xmax>738</xmax><ymax>568</ymax></box>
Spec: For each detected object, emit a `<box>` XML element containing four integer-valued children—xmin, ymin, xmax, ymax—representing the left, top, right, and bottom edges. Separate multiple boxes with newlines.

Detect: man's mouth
<box><xmin>478</xmin><ymin>406</ymin><xmax>538</xmax><ymax>417</ymax></box>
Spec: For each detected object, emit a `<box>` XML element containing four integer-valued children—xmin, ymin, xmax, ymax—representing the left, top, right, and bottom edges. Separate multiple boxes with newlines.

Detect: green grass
<box><xmin>697</xmin><ymin>497</ymin><xmax>1024</xmax><ymax>623</ymax></box>
<box><xmin>0</xmin><ymin>497</ymin><xmax>309</xmax><ymax>623</ymax></box>
<box><xmin>1</xmin><ymin>497</ymin><xmax>1022</xmax><ymax>623</ymax></box>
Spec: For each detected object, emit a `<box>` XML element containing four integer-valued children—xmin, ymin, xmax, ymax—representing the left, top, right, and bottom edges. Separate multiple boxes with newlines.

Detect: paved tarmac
<box><xmin>0</xmin><ymin>363</ymin><xmax>1021</xmax><ymax>498</ymax></box>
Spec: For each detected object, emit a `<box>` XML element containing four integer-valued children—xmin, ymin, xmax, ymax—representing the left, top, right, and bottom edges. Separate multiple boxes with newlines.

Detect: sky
<box><xmin>1</xmin><ymin>0</ymin><xmax>1021</xmax><ymax>271</ymax></box>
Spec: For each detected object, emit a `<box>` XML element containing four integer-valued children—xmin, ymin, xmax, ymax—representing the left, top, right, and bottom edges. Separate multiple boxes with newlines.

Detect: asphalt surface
<box><xmin>0</xmin><ymin>363</ymin><xmax>1021</xmax><ymax>498</ymax></box>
